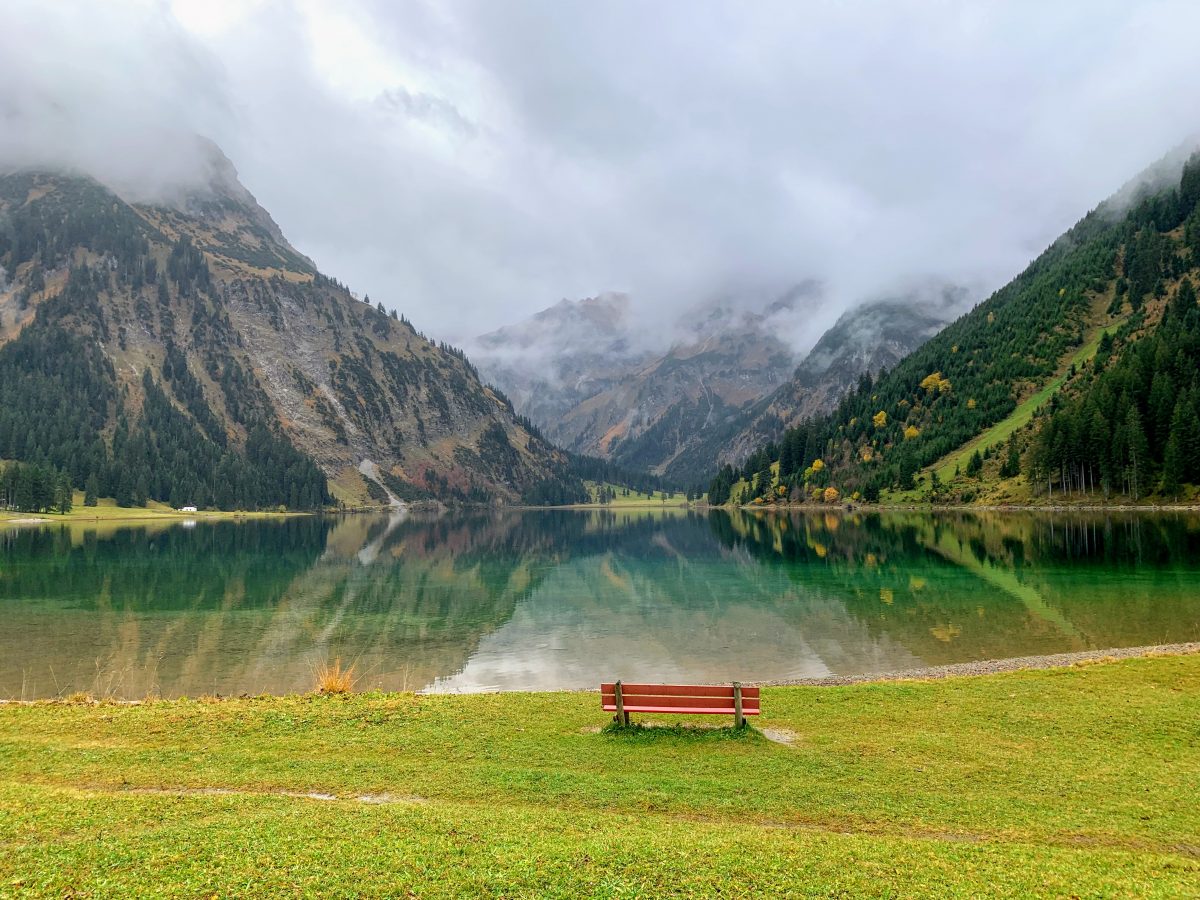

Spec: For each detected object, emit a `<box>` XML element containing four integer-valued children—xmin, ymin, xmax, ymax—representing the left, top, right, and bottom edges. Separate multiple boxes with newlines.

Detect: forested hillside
<box><xmin>0</xmin><ymin>146</ymin><xmax>580</xmax><ymax>511</ymax></box>
<box><xmin>713</xmin><ymin>148</ymin><xmax>1200</xmax><ymax>506</ymax></box>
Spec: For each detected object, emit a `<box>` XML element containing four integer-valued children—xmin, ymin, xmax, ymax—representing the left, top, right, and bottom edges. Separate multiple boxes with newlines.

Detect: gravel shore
<box><xmin>766</xmin><ymin>642</ymin><xmax>1200</xmax><ymax>686</ymax></box>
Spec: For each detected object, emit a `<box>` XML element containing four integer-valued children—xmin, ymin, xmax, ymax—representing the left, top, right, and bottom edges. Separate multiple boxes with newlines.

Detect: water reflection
<box><xmin>2</xmin><ymin>509</ymin><xmax>1198</xmax><ymax>698</ymax></box>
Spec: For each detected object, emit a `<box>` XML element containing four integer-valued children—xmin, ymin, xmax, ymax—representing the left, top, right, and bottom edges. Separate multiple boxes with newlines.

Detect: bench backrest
<box><xmin>600</xmin><ymin>683</ymin><xmax>761</xmax><ymax>715</ymax></box>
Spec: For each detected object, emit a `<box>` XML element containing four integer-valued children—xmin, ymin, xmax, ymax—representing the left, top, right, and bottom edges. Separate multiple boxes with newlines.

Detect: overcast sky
<box><xmin>3</xmin><ymin>0</ymin><xmax>1200</xmax><ymax>346</ymax></box>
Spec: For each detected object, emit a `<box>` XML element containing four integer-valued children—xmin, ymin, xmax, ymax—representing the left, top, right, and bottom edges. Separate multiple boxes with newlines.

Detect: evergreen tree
<box><xmin>756</xmin><ymin>457</ymin><xmax>772</xmax><ymax>496</ymax></box>
<box><xmin>1125</xmin><ymin>405</ymin><xmax>1150</xmax><ymax>500</ymax></box>
<box><xmin>965</xmin><ymin>449</ymin><xmax>983</xmax><ymax>477</ymax></box>
<box><xmin>84</xmin><ymin>473</ymin><xmax>99</xmax><ymax>507</ymax></box>
<box><xmin>999</xmin><ymin>441</ymin><xmax>1021</xmax><ymax>479</ymax></box>
<box><xmin>54</xmin><ymin>470</ymin><xmax>73</xmax><ymax>513</ymax></box>
<box><xmin>1162</xmin><ymin>431</ymin><xmax>1184</xmax><ymax>498</ymax></box>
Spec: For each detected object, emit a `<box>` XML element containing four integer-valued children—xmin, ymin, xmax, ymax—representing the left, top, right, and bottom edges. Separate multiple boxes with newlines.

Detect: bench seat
<box><xmin>601</xmin><ymin>682</ymin><xmax>759</xmax><ymax>725</ymax></box>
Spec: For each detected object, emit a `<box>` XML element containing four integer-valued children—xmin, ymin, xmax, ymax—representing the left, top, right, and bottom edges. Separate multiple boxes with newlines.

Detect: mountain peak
<box><xmin>125</xmin><ymin>137</ymin><xmax>317</xmax><ymax>277</ymax></box>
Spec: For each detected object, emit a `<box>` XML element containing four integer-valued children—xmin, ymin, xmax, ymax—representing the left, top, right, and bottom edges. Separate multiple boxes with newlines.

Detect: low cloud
<box><xmin>3</xmin><ymin>0</ymin><xmax>1200</xmax><ymax>346</ymax></box>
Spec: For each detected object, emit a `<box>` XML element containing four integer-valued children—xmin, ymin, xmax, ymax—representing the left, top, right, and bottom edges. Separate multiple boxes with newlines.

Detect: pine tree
<box><xmin>965</xmin><ymin>449</ymin><xmax>983</xmax><ymax>477</ymax></box>
<box><xmin>1171</xmin><ymin>394</ymin><xmax>1200</xmax><ymax>483</ymax></box>
<box><xmin>1162</xmin><ymin>431</ymin><xmax>1184</xmax><ymax>498</ymax></box>
<box><xmin>999</xmin><ymin>442</ymin><xmax>1021</xmax><ymax>479</ymax></box>
<box><xmin>54</xmin><ymin>470</ymin><xmax>73</xmax><ymax>513</ymax></box>
<box><xmin>1125</xmin><ymin>405</ymin><xmax>1149</xmax><ymax>500</ymax></box>
<box><xmin>756</xmin><ymin>458</ymin><xmax>772</xmax><ymax>495</ymax></box>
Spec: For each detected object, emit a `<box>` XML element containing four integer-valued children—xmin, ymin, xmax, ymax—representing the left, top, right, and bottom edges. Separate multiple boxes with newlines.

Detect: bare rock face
<box><xmin>473</xmin><ymin>286</ymin><xmax>811</xmax><ymax>476</ymax></box>
<box><xmin>474</xmin><ymin>281</ymin><xmax>958</xmax><ymax>483</ymax></box>
<box><xmin>716</xmin><ymin>294</ymin><xmax>958</xmax><ymax>468</ymax></box>
<box><xmin>0</xmin><ymin>148</ymin><xmax>566</xmax><ymax>505</ymax></box>
<box><xmin>474</xmin><ymin>292</ymin><xmax>655</xmax><ymax>433</ymax></box>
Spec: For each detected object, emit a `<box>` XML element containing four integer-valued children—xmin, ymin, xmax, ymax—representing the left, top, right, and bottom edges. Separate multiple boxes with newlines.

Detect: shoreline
<box><xmin>4</xmin><ymin>642</ymin><xmax>1197</xmax><ymax>705</ymax></box>
<box><xmin>0</xmin><ymin>509</ymin><xmax>313</xmax><ymax>526</ymax></box>
<box><xmin>736</xmin><ymin>501</ymin><xmax>1200</xmax><ymax>512</ymax></box>
<box><xmin>764</xmin><ymin>641</ymin><xmax>1200</xmax><ymax>686</ymax></box>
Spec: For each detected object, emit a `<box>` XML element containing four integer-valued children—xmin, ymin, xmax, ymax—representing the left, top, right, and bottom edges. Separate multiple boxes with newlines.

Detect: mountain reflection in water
<box><xmin>2</xmin><ymin>508</ymin><xmax>1199</xmax><ymax>698</ymax></box>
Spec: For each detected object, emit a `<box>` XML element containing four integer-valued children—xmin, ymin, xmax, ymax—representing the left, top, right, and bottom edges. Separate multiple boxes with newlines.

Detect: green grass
<box><xmin>2</xmin><ymin>654</ymin><xmax>1198</xmax><ymax>896</ymax></box>
<box><xmin>0</xmin><ymin>492</ymin><xmax>307</xmax><ymax>525</ymax></box>
<box><xmin>579</xmin><ymin>481</ymin><xmax>688</xmax><ymax>507</ymax></box>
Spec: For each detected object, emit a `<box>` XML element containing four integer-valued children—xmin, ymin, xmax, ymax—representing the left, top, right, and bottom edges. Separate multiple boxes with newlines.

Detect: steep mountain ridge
<box><xmin>0</xmin><ymin>146</ymin><xmax>575</xmax><ymax>508</ymax></box>
<box><xmin>714</xmin><ymin>145</ymin><xmax>1200</xmax><ymax>506</ymax></box>
<box><xmin>715</xmin><ymin>290</ymin><xmax>961</xmax><ymax>466</ymax></box>
<box><xmin>474</xmin><ymin>292</ymin><xmax>654</xmax><ymax>433</ymax></box>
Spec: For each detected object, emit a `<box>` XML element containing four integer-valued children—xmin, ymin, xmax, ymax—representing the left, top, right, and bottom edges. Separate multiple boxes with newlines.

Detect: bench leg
<box><xmin>733</xmin><ymin>682</ymin><xmax>744</xmax><ymax>728</ymax></box>
<box><xmin>614</xmin><ymin>680</ymin><xmax>630</xmax><ymax>727</ymax></box>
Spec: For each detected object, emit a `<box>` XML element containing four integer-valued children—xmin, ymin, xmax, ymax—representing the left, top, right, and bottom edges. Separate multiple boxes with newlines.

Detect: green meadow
<box><xmin>2</xmin><ymin>653</ymin><xmax>1198</xmax><ymax>897</ymax></box>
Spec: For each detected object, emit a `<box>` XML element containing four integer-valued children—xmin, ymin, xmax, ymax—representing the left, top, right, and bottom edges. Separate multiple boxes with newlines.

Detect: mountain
<box><xmin>476</xmin><ymin>283</ymin><xmax>953</xmax><ymax>486</ymax></box>
<box><xmin>714</xmin><ymin>145</ymin><xmax>1200</xmax><ymax>507</ymax></box>
<box><xmin>473</xmin><ymin>292</ymin><xmax>655</xmax><ymax>434</ymax></box>
<box><xmin>714</xmin><ymin>289</ymin><xmax>961</xmax><ymax>467</ymax></box>
<box><xmin>474</xmin><ymin>287</ymin><xmax>816</xmax><ymax>477</ymax></box>
<box><xmin>0</xmin><ymin>141</ymin><xmax>579</xmax><ymax>510</ymax></box>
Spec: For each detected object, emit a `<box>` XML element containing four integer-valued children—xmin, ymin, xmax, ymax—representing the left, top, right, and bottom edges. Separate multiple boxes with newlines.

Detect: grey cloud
<box><xmin>3</xmin><ymin>0</ymin><xmax>1200</xmax><ymax>348</ymax></box>
<box><xmin>374</xmin><ymin>87</ymin><xmax>478</xmax><ymax>138</ymax></box>
<box><xmin>0</xmin><ymin>1</ymin><xmax>229</xmax><ymax>199</ymax></box>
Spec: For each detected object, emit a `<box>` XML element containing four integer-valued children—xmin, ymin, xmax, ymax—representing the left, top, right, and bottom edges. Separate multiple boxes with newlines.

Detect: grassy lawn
<box><xmin>0</xmin><ymin>494</ymin><xmax>307</xmax><ymax>525</ymax></box>
<box><xmin>577</xmin><ymin>481</ymin><xmax>688</xmax><ymax>507</ymax></box>
<box><xmin>2</xmin><ymin>654</ymin><xmax>1198</xmax><ymax>897</ymax></box>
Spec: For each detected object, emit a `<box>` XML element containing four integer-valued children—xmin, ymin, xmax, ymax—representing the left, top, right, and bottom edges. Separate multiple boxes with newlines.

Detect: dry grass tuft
<box><xmin>1072</xmin><ymin>656</ymin><xmax>1118</xmax><ymax>668</ymax></box>
<box><xmin>314</xmin><ymin>658</ymin><xmax>356</xmax><ymax>695</ymax></box>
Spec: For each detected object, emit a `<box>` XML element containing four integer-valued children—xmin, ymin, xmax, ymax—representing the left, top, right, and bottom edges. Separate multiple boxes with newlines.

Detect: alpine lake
<box><xmin>2</xmin><ymin>507</ymin><xmax>1199</xmax><ymax>700</ymax></box>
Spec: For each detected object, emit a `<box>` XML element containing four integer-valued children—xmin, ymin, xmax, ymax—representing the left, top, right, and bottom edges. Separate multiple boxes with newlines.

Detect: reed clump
<box><xmin>313</xmin><ymin>658</ymin><xmax>355</xmax><ymax>694</ymax></box>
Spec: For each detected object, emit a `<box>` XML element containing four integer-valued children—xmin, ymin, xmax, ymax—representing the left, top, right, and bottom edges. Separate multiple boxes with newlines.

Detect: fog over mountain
<box><xmin>3</xmin><ymin>1</ymin><xmax>1200</xmax><ymax>346</ymax></box>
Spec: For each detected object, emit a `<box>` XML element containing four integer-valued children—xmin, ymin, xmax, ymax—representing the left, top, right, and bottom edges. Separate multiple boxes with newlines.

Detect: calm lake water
<box><xmin>2</xmin><ymin>508</ymin><xmax>1199</xmax><ymax>699</ymax></box>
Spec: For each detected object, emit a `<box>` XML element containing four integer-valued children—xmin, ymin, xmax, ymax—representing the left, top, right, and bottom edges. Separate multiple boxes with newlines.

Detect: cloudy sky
<box><xmin>2</xmin><ymin>1</ymin><xmax>1200</xmax><ymax>345</ymax></box>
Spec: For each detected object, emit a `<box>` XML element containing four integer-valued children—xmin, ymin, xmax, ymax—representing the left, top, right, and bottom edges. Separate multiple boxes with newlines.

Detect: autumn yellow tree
<box><xmin>920</xmin><ymin>372</ymin><xmax>952</xmax><ymax>394</ymax></box>
<box><xmin>904</xmin><ymin>425</ymin><xmax>920</xmax><ymax>440</ymax></box>
<box><xmin>872</xmin><ymin>410</ymin><xmax>887</xmax><ymax>428</ymax></box>
<box><xmin>823</xmin><ymin>486</ymin><xmax>840</xmax><ymax>503</ymax></box>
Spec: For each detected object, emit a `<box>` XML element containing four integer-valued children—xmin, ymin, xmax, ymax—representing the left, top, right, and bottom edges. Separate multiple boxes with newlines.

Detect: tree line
<box><xmin>0</xmin><ymin>461</ymin><xmax>74</xmax><ymax>514</ymax></box>
<box><xmin>1029</xmin><ymin>279</ymin><xmax>1200</xmax><ymax>499</ymax></box>
<box><xmin>0</xmin><ymin>251</ymin><xmax>331</xmax><ymax>511</ymax></box>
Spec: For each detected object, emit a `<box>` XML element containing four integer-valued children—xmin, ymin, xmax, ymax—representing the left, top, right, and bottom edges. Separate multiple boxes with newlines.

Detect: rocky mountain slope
<box><xmin>715</xmin><ymin>289</ymin><xmax>961</xmax><ymax>467</ymax></box>
<box><xmin>0</xmin><ymin>142</ymin><xmax>574</xmax><ymax>508</ymax></box>
<box><xmin>475</xmin><ymin>283</ymin><xmax>953</xmax><ymax>484</ymax></box>
<box><xmin>474</xmin><ymin>288</ymin><xmax>811</xmax><ymax>475</ymax></box>
<box><xmin>472</xmin><ymin>292</ymin><xmax>655</xmax><ymax>435</ymax></box>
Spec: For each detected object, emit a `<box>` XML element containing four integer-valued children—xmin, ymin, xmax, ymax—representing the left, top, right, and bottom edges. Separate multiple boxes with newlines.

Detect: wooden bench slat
<box><xmin>600</xmin><ymin>683</ymin><xmax>759</xmax><ymax>699</ymax></box>
<box><xmin>601</xmin><ymin>682</ymin><xmax>759</xmax><ymax>723</ymax></box>
<box><xmin>603</xmin><ymin>703</ymin><xmax>761</xmax><ymax>715</ymax></box>
<box><xmin>601</xmin><ymin>694</ymin><xmax>760</xmax><ymax>712</ymax></box>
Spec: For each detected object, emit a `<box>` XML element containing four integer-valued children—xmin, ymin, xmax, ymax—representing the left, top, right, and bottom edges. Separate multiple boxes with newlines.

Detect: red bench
<box><xmin>601</xmin><ymin>681</ymin><xmax>760</xmax><ymax>727</ymax></box>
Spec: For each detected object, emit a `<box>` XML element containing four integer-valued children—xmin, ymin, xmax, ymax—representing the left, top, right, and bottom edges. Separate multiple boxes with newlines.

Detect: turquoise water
<box><xmin>2</xmin><ymin>509</ymin><xmax>1198</xmax><ymax>698</ymax></box>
